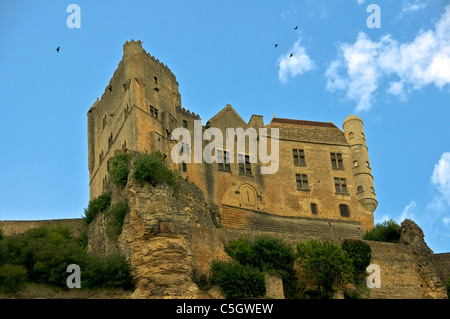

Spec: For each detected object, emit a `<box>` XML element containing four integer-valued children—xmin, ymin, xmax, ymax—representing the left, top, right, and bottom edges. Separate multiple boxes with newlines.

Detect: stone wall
<box><xmin>0</xmin><ymin>218</ymin><xmax>84</xmax><ymax>236</ymax></box>
<box><xmin>434</xmin><ymin>253</ymin><xmax>450</xmax><ymax>281</ymax></box>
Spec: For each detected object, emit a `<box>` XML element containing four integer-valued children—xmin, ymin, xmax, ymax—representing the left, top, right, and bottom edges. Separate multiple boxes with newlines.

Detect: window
<box><xmin>149</xmin><ymin>105</ymin><xmax>159</xmax><ymax>119</ymax></box>
<box><xmin>154</xmin><ymin>76</ymin><xmax>158</xmax><ymax>84</ymax></box>
<box><xmin>108</xmin><ymin>133</ymin><xmax>113</xmax><ymax>149</ymax></box>
<box><xmin>183</xmin><ymin>120</ymin><xmax>188</xmax><ymax>128</ymax></box>
<box><xmin>102</xmin><ymin>115</ymin><xmax>107</xmax><ymax>130</ymax></box>
<box><xmin>293</xmin><ymin>149</ymin><xmax>306</xmax><ymax>166</ymax></box>
<box><xmin>217</xmin><ymin>149</ymin><xmax>231</xmax><ymax>172</ymax></box>
<box><xmin>182</xmin><ymin>162</ymin><xmax>187</xmax><ymax>172</ymax></box>
<box><xmin>366</xmin><ymin>161</ymin><xmax>370</xmax><ymax>168</ymax></box>
<box><xmin>334</xmin><ymin>177</ymin><xmax>348</xmax><ymax>194</ymax></box>
<box><xmin>370</xmin><ymin>187</ymin><xmax>375</xmax><ymax>194</ymax></box>
<box><xmin>339</xmin><ymin>204</ymin><xmax>350</xmax><ymax>217</ymax></box>
<box><xmin>353</xmin><ymin>160</ymin><xmax>359</xmax><ymax>168</ymax></box>
<box><xmin>296</xmin><ymin>174</ymin><xmax>309</xmax><ymax>191</ymax></box>
<box><xmin>357</xmin><ymin>186</ymin><xmax>364</xmax><ymax>193</ymax></box>
<box><xmin>361</xmin><ymin>132</ymin><xmax>365</xmax><ymax>139</ymax></box>
<box><xmin>180</xmin><ymin>141</ymin><xmax>190</xmax><ymax>157</ymax></box>
<box><xmin>331</xmin><ymin>153</ymin><xmax>344</xmax><ymax>169</ymax></box>
<box><xmin>349</xmin><ymin>132</ymin><xmax>354</xmax><ymax>139</ymax></box>
<box><xmin>238</xmin><ymin>153</ymin><xmax>251</xmax><ymax>175</ymax></box>
<box><xmin>311</xmin><ymin>203</ymin><xmax>318</xmax><ymax>215</ymax></box>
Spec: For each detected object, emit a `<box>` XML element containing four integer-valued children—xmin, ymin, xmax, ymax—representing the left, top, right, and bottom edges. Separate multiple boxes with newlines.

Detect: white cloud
<box><xmin>443</xmin><ymin>217</ymin><xmax>450</xmax><ymax>225</ymax></box>
<box><xmin>326</xmin><ymin>4</ymin><xmax>450</xmax><ymax>112</ymax></box>
<box><xmin>401</xmin><ymin>0</ymin><xmax>428</xmax><ymax>15</ymax></box>
<box><xmin>431</xmin><ymin>152</ymin><xmax>450</xmax><ymax>205</ymax></box>
<box><xmin>398</xmin><ymin>201</ymin><xmax>417</xmax><ymax>223</ymax></box>
<box><xmin>278</xmin><ymin>40</ymin><xmax>315</xmax><ymax>83</ymax></box>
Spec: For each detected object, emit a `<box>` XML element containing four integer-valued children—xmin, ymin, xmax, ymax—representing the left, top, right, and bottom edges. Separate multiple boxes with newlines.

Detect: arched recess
<box><xmin>237</xmin><ymin>183</ymin><xmax>261</xmax><ymax>209</ymax></box>
<box><xmin>220</xmin><ymin>183</ymin><xmax>262</xmax><ymax>210</ymax></box>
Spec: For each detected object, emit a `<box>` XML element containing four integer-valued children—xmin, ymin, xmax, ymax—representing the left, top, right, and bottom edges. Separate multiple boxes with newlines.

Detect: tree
<box><xmin>296</xmin><ymin>239</ymin><xmax>354</xmax><ymax>298</ymax></box>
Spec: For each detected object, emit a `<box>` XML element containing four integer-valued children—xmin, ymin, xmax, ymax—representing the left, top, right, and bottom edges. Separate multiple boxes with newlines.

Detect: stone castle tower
<box><xmin>88</xmin><ymin>40</ymin><xmax>378</xmax><ymax>232</ymax></box>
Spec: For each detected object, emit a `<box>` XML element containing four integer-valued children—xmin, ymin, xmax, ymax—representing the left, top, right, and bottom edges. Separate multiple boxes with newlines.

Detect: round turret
<box><xmin>342</xmin><ymin>114</ymin><xmax>378</xmax><ymax>214</ymax></box>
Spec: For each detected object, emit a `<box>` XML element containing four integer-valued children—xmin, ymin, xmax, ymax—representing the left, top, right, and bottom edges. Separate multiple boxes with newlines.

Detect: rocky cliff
<box><xmin>87</xmin><ymin>179</ymin><xmax>221</xmax><ymax>298</ymax></box>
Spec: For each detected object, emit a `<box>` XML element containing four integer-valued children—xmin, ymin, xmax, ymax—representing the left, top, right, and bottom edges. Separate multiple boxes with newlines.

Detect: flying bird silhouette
<box><xmin>290</xmin><ymin>53</ymin><xmax>293</xmax><ymax>57</ymax></box>
<box><xmin>294</xmin><ymin>25</ymin><xmax>298</xmax><ymax>30</ymax></box>
<box><xmin>56</xmin><ymin>47</ymin><xmax>60</xmax><ymax>52</ymax></box>
<box><xmin>275</xmin><ymin>44</ymin><xmax>278</xmax><ymax>48</ymax></box>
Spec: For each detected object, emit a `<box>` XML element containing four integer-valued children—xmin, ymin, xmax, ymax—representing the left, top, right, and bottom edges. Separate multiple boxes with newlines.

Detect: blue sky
<box><xmin>1</xmin><ymin>0</ymin><xmax>449</xmax><ymax>253</ymax></box>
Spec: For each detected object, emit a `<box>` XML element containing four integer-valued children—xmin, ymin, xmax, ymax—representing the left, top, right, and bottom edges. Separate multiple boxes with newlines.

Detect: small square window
<box><xmin>311</xmin><ymin>203</ymin><xmax>318</xmax><ymax>215</ymax></box>
<box><xmin>183</xmin><ymin>120</ymin><xmax>188</xmax><ymax>128</ymax></box>
<box><xmin>154</xmin><ymin>76</ymin><xmax>158</xmax><ymax>84</ymax></box>
<box><xmin>339</xmin><ymin>204</ymin><xmax>350</xmax><ymax>217</ymax></box>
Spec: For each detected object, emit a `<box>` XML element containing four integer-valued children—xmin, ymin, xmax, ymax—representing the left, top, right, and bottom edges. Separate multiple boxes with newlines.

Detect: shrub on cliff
<box><xmin>83</xmin><ymin>192</ymin><xmax>112</xmax><ymax>225</ymax></box>
<box><xmin>296</xmin><ymin>239</ymin><xmax>354</xmax><ymax>298</ymax></box>
<box><xmin>363</xmin><ymin>219</ymin><xmax>401</xmax><ymax>243</ymax></box>
<box><xmin>132</xmin><ymin>151</ymin><xmax>179</xmax><ymax>192</ymax></box>
<box><xmin>210</xmin><ymin>260</ymin><xmax>265</xmax><ymax>299</ymax></box>
<box><xmin>341</xmin><ymin>239</ymin><xmax>372</xmax><ymax>285</ymax></box>
<box><xmin>109</xmin><ymin>152</ymin><xmax>133</xmax><ymax>187</ymax></box>
<box><xmin>106</xmin><ymin>199</ymin><xmax>128</xmax><ymax>239</ymax></box>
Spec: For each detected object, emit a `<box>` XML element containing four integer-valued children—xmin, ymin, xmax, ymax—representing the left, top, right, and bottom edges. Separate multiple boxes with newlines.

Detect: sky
<box><xmin>0</xmin><ymin>0</ymin><xmax>449</xmax><ymax>253</ymax></box>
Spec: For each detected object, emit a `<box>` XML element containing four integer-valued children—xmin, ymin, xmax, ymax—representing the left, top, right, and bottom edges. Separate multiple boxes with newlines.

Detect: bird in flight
<box><xmin>275</xmin><ymin>44</ymin><xmax>278</xmax><ymax>48</ymax></box>
<box><xmin>56</xmin><ymin>47</ymin><xmax>60</xmax><ymax>52</ymax></box>
<box><xmin>290</xmin><ymin>53</ymin><xmax>293</xmax><ymax>57</ymax></box>
<box><xmin>294</xmin><ymin>25</ymin><xmax>298</xmax><ymax>30</ymax></box>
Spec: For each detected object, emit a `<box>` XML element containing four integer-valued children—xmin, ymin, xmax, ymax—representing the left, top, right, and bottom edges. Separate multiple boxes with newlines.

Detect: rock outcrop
<box><xmin>399</xmin><ymin>219</ymin><xmax>448</xmax><ymax>299</ymax></box>
<box><xmin>88</xmin><ymin>179</ymin><xmax>218</xmax><ymax>299</ymax></box>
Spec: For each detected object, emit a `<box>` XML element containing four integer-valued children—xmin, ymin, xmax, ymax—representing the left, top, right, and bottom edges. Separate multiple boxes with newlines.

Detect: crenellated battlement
<box><xmin>176</xmin><ymin>105</ymin><xmax>200</xmax><ymax>119</ymax></box>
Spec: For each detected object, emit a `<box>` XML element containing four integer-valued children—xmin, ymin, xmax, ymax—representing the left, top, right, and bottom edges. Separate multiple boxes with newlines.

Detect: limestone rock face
<box><xmin>88</xmin><ymin>179</ymin><xmax>217</xmax><ymax>299</ymax></box>
<box><xmin>399</xmin><ymin>219</ymin><xmax>448</xmax><ymax>299</ymax></box>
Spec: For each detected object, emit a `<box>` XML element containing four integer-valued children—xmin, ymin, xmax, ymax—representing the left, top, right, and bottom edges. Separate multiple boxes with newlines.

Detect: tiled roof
<box><xmin>268</xmin><ymin>118</ymin><xmax>348</xmax><ymax>145</ymax></box>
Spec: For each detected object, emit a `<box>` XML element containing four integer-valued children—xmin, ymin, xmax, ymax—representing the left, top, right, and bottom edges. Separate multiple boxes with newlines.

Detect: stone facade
<box><xmin>87</xmin><ymin>40</ymin><xmax>377</xmax><ymax>232</ymax></box>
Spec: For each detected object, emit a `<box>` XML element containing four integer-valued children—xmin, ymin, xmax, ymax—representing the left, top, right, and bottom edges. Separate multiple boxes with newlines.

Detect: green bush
<box><xmin>341</xmin><ymin>239</ymin><xmax>372</xmax><ymax>284</ymax></box>
<box><xmin>83</xmin><ymin>192</ymin><xmax>112</xmax><ymax>225</ymax></box>
<box><xmin>132</xmin><ymin>152</ymin><xmax>179</xmax><ymax>192</ymax></box>
<box><xmin>363</xmin><ymin>219</ymin><xmax>401</xmax><ymax>243</ymax></box>
<box><xmin>224</xmin><ymin>236</ymin><xmax>298</xmax><ymax>298</ymax></box>
<box><xmin>106</xmin><ymin>200</ymin><xmax>129</xmax><ymax>239</ymax></box>
<box><xmin>296</xmin><ymin>239</ymin><xmax>354</xmax><ymax>298</ymax></box>
<box><xmin>210</xmin><ymin>260</ymin><xmax>265</xmax><ymax>299</ymax></box>
<box><xmin>0</xmin><ymin>264</ymin><xmax>27</xmax><ymax>293</ymax></box>
<box><xmin>79</xmin><ymin>253</ymin><xmax>133</xmax><ymax>290</ymax></box>
<box><xmin>0</xmin><ymin>225</ymin><xmax>133</xmax><ymax>291</ymax></box>
<box><xmin>109</xmin><ymin>152</ymin><xmax>132</xmax><ymax>187</ymax></box>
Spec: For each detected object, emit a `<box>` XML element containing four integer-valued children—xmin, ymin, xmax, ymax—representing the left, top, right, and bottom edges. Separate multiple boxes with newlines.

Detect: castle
<box><xmin>1</xmin><ymin>39</ymin><xmax>448</xmax><ymax>299</ymax></box>
<box><xmin>87</xmin><ymin>39</ymin><xmax>377</xmax><ymax>232</ymax></box>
